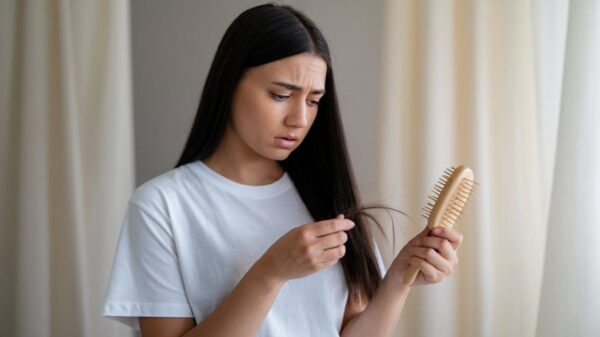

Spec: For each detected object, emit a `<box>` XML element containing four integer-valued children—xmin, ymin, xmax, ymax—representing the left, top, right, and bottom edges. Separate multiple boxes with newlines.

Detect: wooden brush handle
<box><xmin>403</xmin><ymin>265</ymin><xmax>421</xmax><ymax>286</ymax></box>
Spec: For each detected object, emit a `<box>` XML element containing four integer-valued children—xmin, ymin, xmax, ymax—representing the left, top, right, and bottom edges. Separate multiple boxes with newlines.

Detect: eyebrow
<box><xmin>270</xmin><ymin>81</ymin><xmax>326</xmax><ymax>95</ymax></box>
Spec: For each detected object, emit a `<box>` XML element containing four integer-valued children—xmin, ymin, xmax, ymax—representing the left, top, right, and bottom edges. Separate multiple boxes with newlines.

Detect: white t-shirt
<box><xmin>102</xmin><ymin>160</ymin><xmax>386</xmax><ymax>336</ymax></box>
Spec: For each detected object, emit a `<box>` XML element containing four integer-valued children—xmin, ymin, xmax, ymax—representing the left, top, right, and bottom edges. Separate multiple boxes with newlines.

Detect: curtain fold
<box><xmin>378</xmin><ymin>0</ymin><xmax>597</xmax><ymax>336</ymax></box>
<box><xmin>535</xmin><ymin>1</ymin><xmax>600</xmax><ymax>336</ymax></box>
<box><xmin>0</xmin><ymin>1</ymin><xmax>135</xmax><ymax>336</ymax></box>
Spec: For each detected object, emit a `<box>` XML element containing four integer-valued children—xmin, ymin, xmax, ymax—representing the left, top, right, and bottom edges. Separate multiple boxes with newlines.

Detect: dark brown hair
<box><xmin>176</xmin><ymin>3</ymin><xmax>405</xmax><ymax>303</ymax></box>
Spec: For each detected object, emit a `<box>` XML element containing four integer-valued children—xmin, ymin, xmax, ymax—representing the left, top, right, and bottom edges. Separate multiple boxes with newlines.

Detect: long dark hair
<box><xmin>176</xmin><ymin>3</ymin><xmax>404</xmax><ymax>303</ymax></box>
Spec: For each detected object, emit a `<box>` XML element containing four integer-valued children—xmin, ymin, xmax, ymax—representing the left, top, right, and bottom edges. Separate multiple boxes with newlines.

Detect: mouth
<box><xmin>275</xmin><ymin>136</ymin><xmax>299</xmax><ymax>149</ymax></box>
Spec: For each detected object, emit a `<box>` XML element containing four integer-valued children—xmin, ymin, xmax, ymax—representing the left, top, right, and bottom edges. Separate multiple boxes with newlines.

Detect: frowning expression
<box><xmin>227</xmin><ymin>52</ymin><xmax>327</xmax><ymax>161</ymax></box>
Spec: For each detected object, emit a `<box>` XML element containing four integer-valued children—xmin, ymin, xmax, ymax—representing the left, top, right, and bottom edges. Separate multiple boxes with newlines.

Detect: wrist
<box><xmin>249</xmin><ymin>257</ymin><xmax>286</xmax><ymax>290</ymax></box>
<box><xmin>382</xmin><ymin>270</ymin><xmax>412</xmax><ymax>295</ymax></box>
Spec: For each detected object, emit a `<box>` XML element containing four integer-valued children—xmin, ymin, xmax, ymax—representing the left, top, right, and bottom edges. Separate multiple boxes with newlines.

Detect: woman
<box><xmin>102</xmin><ymin>3</ymin><xmax>463</xmax><ymax>337</ymax></box>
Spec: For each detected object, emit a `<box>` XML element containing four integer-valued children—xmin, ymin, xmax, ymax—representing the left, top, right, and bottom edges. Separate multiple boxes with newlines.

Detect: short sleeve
<box><xmin>102</xmin><ymin>202</ymin><xmax>193</xmax><ymax>330</ymax></box>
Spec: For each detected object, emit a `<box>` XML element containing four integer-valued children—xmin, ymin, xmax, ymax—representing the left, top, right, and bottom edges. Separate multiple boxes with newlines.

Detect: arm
<box><xmin>340</xmin><ymin>273</ymin><xmax>411</xmax><ymax>337</ymax></box>
<box><xmin>185</xmin><ymin>260</ymin><xmax>286</xmax><ymax>337</ymax></box>
<box><xmin>140</xmin><ymin>261</ymin><xmax>283</xmax><ymax>337</ymax></box>
<box><xmin>140</xmin><ymin>217</ymin><xmax>355</xmax><ymax>337</ymax></box>
<box><xmin>340</xmin><ymin>226</ymin><xmax>463</xmax><ymax>337</ymax></box>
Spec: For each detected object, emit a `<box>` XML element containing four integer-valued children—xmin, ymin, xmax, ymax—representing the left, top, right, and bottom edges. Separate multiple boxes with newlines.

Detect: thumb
<box><xmin>336</xmin><ymin>214</ymin><xmax>345</xmax><ymax>219</ymax></box>
<box><xmin>418</xmin><ymin>225</ymin><xmax>432</xmax><ymax>237</ymax></box>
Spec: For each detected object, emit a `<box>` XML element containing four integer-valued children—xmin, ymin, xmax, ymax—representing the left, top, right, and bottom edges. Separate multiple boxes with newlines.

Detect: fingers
<box><xmin>320</xmin><ymin>244</ymin><xmax>347</xmax><ymax>263</ymax></box>
<box><xmin>414</xmin><ymin>235</ymin><xmax>458</xmax><ymax>264</ymax></box>
<box><xmin>316</xmin><ymin>230</ymin><xmax>348</xmax><ymax>250</ymax></box>
<box><xmin>430</xmin><ymin>226</ymin><xmax>463</xmax><ymax>250</ymax></box>
<box><xmin>293</xmin><ymin>214</ymin><xmax>352</xmax><ymax>267</ymax></box>
<box><xmin>409</xmin><ymin>256</ymin><xmax>444</xmax><ymax>283</ymax></box>
<box><xmin>315</xmin><ymin>215</ymin><xmax>350</xmax><ymax>260</ymax></box>
<box><xmin>310</xmin><ymin>216</ymin><xmax>355</xmax><ymax>237</ymax></box>
<box><xmin>409</xmin><ymin>247</ymin><xmax>453</xmax><ymax>274</ymax></box>
<box><xmin>406</xmin><ymin>227</ymin><xmax>462</xmax><ymax>279</ymax></box>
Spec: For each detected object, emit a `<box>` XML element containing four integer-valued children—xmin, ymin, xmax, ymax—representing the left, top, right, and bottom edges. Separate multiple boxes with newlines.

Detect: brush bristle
<box><xmin>421</xmin><ymin>165</ymin><xmax>476</xmax><ymax>226</ymax></box>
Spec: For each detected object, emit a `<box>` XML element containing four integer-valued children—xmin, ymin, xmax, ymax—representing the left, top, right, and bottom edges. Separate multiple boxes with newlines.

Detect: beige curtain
<box><xmin>535</xmin><ymin>0</ymin><xmax>600</xmax><ymax>335</ymax></box>
<box><xmin>377</xmin><ymin>1</ymin><xmax>599</xmax><ymax>337</ymax></box>
<box><xmin>0</xmin><ymin>1</ymin><xmax>134</xmax><ymax>336</ymax></box>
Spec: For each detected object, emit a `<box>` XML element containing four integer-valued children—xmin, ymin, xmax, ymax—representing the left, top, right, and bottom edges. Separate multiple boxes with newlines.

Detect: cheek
<box><xmin>231</xmin><ymin>97</ymin><xmax>281</xmax><ymax>142</ymax></box>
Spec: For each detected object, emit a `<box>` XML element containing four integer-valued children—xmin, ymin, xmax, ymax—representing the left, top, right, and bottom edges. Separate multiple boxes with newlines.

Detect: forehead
<box><xmin>248</xmin><ymin>53</ymin><xmax>327</xmax><ymax>88</ymax></box>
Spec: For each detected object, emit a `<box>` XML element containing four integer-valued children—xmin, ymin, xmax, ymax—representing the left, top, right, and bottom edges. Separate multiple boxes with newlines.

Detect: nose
<box><xmin>285</xmin><ymin>100</ymin><xmax>309</xmax><ymax>128</ymax></box>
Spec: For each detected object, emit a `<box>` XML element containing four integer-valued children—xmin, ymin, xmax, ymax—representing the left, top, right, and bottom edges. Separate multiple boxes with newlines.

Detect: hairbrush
<box><xmin>402</xmin><ymin>165</ymin><xmax>476</xmax><ymax>286</ymax></box>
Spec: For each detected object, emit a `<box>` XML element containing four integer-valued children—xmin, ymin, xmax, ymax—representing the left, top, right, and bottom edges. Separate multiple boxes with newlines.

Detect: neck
<box><xmin>203</xmin><ymin>128</ymin><xmax>285</xmax><ymax>186</ymax></box>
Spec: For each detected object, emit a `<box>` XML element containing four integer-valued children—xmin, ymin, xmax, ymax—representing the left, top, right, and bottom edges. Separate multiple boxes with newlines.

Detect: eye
<box><xmin>307</xmin><ymin>99</ymin><xmax>320</xmax><ymax>107</ymax></box>
<box><xmin>271</xmin><ymin>93</ymin><xmax>290</xmax><ymax>101</ymax></box>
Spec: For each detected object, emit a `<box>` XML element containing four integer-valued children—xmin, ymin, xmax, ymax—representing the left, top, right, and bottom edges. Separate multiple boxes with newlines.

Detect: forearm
<box><xmin>183</xmin><ymin>261</ymin><xmax>284</xmax><ymax>337</ymax></box>
<box><xmin>341</xmin><ymin>273</ymin><xmax>411</xmax><ymax>337</ymax></box>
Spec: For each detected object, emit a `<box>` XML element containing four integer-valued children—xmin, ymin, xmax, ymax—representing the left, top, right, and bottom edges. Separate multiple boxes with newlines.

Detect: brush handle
<box><xmin>402</xmin><ymin>265</ymin><xmax>421</xmax><ymax>286</ymax></box>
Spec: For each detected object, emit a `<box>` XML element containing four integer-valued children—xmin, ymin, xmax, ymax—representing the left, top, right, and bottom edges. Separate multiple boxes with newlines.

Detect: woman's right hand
<box><xmin>256</xmin><ymin>214</ymin><xmax>355</xmax><ymax>283</ymax></box>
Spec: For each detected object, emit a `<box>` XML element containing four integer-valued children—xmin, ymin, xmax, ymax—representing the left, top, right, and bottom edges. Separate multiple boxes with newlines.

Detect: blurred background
<box><xmin>1</xmin><ymin>0</ymin><xmax>599</xmax><ymax>336</ymax></box>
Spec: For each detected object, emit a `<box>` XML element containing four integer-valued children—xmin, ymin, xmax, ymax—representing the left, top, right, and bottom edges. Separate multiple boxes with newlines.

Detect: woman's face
<box><xmin>227</xmin><ymin>52</ymin><xmax>327</xmax><ymax>161</ymax></box>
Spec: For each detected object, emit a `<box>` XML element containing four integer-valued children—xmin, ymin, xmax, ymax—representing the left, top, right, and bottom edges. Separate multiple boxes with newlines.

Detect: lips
<box><xmin>279</xmin><ymin>134</ymin><xmax>298</xmax><ymax>141</ymax></box>
<box><xmin>275</xmin><ymin>137</ymin><xmax>298</xmax><ymax>149</ymax></box>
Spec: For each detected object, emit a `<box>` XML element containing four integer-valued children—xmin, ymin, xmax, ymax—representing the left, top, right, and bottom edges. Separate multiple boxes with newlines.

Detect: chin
<box><xmin>273</xmin><ymin>152</ymin><xmax>292</xmax><ymax>161</ymax></box>
<box><xmin>267</xmin><ymin>149</ymin><xmax>293</xmax><ymax>161</ymax></box>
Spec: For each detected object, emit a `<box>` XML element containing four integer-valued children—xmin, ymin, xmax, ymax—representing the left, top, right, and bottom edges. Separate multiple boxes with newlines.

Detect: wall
<box><xmin>131</xmin><ymin>0</ymin><xmax>384</xmax><ymax>203</ymax></box>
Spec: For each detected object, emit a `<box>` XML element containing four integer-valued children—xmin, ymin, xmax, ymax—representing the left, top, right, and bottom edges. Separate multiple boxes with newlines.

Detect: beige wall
<box><xmin>131</xmin><ymin>0</ymin><xmax>384</xmax><ymax>203</ymax></box>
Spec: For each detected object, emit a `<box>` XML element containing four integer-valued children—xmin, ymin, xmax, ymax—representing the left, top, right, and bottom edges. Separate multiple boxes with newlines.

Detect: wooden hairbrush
<box><xmin>402</xmin><ymin>165</ymin><xmax>475</xmax><ymax>286</ymax></box>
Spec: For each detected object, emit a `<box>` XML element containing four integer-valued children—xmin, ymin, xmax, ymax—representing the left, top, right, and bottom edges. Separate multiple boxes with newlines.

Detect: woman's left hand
<box><xmin>387</xmin><ymin>226</ymin><xmax>464</xmax><ymax>287</ymax></box>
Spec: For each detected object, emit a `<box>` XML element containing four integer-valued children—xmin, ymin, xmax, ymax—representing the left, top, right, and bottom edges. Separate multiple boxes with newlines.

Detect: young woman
<box><xmin>102</xmin><ymin>3</ymin><xmax>463</xmax><ymax>337</ymax></box>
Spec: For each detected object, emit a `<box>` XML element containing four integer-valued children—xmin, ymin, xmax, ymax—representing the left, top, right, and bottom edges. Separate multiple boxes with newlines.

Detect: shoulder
<box><xmin>129</xmin><ymin>163</ymin><xmax>196</xmax><ymax>215</ymax></box>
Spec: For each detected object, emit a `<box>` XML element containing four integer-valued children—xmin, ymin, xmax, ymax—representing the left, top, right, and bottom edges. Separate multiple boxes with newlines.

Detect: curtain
<box><xmin>535</xmin><ymin>0</ymin><xmax>600</xmax><ymax>336</ymax></box>
<box><xmin>0</xmin><ymin>1</ymin><xmax>135</xmax><ymax>336</ymax></box>
<box><xmin>377</xmin><ymin>0</ymin><xmax>599</xmax><ymax>336</ymax></box>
